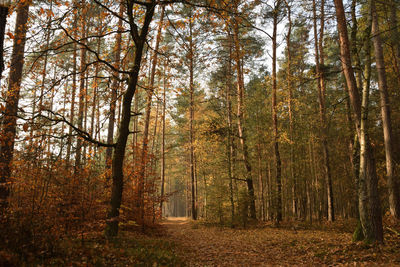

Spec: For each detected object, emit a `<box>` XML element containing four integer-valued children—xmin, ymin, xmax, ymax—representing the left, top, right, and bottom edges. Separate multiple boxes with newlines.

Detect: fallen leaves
<box><xmin>160</xmin><ymin>218</ymin><xmax>400</xmax><ymax>266</ymax></box>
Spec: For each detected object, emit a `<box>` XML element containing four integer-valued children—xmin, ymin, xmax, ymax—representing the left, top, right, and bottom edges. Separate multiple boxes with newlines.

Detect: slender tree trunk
<box><xmin>66</xmin><ymin>11</ymin><xmax>78</xmax><ymax>164</ymax></box>
<box><xmin>371</xmin><ymin>0</ymin><xmax>400</xmax><ymax>219</ymax></box>
<box><xmin>0</xmin><ymin>3</ymin><xmax>8</xmax><ymax>83</ymax></box>
<box><xmin>0</xmin><ymin>1</ymin><xmax>30</xmax><ymax>208</ymax></box>
<box><xmin>333</xmin><ymin>0</ymin><xmax>383</xmax><ymax>242</ymax></box>
<box><xmin>90</xmin><ymin>12</ymin><xmax>103</xmax><ymax>156</ymax></box>
<box><xmin>36</xmin><ymin>0</ymin><xmax>53</xmax><ymax>162</ymax></box>
<box><xmin>188</xmin><ymin>13</ymin><xmax>197</xmax><ymax>220</ymax></box>
<box><xmin>105</xmin><ymin>2</ymin><xmax>155</xmax><ymax>238</ymax></box>
<box><xmin>272</xmin><ymin>1</ymin><xmax>282</xmax><ymax>223</ymax></box>
<box><xmin>75</xmin><ymin>3</ymin><xmax>87</xmax><ymax>171</ymax></box>
<box><xmin>313</xmin><ymin>0</ymin><xmax>334</xmax><ymax>222</ymax></box>
<box><xmin>232</xmin><ymin>9</ymin><xmax>256</xmax><ymax>220</ymax></box>
<box><xmin>160</xmin><ymin>60</ymin><xmax>167</xmax><ymax>214</ymax></box>
<box><xmin>285</xmin><ymin>1</ymin><xmax>296</xmax><ymax>218</ymax></box>
<box><xmin>356</xmin><ymin>19</ymin><xmax>372</xmax><ymax>240</ymax></box>
<box><xmin>106</xmin><ymin>2</ymin><xmax>124</xmax><ymax>173</ymax></box>
<box><xmin>226</xmin><ymin>30</ymin><xmax>235</xmax><ymax>224</ymax></box>
<box><xmin>137</xmin><ymin>6</ymin><xmax>165</xmax><ymax>224</ymax></box>
<box><xmin>60</xmin><ymin>77</ymin><xmax>70</xmax><ymax>157</ymax></box>
<box><xmin>349</xmin><ymin>0</ymin><xmax>361</xmax><ymax>220</ymax></box>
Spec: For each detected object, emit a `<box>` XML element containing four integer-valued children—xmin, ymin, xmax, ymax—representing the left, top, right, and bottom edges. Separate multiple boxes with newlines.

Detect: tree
<box><xmin>271</xmin><ymin>0</ymin><xmax>283</xmax><ymax>223</ymax></box>
<box><xmin>106</xmin><ymin>1</ymin><xmax>124</xmax><ymax>174</ymax></box>
<box><xmin>137</xmin><ymin>4</ymin><xmax>165</xmax><ymax>224</ymax></box>
<box><xmin>231</xmin><ymin>0</ymin><xmax>257</xmax><ymax>220</ymax></box>
<box><xmin>312</xmin><ymin>0</ymin><xmax>334</xmax><ymax>222</ymax></box>
<box><xmin>0</xmin><ymin>1</ymin><xmax>10</xmax><ymax>82</ymax></box>
<box><xmin>333</xmin><ymin>0</ymin><xmax>383</xmax><ymax>242</ymax></box>
<box><xmin>370</xmin><ymin>0</ymin><xmax>400</xmax><ymax>219</ymax></box>
<box><xmin>105</xmin><ymin>0</ymin><xmax>156</xmax><ymax>237</ymax></box>
<box><xmin>0</xmin><ymin>0</ymin><xmax>31</xmax><ymax>208</ymax></box>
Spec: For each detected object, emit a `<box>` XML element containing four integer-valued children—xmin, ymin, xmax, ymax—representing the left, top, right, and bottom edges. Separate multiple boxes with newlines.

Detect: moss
<box><xmin>352</xmin><ymin>220</ymin><xmax>364</xmax><ymax>242</ymax></box>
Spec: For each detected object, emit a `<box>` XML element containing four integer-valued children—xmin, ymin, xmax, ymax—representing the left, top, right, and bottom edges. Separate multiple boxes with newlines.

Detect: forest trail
<box><xmin>160</xmin><ymin>218</ymin><xmax>399</xmax><ymax>266</ymax></box>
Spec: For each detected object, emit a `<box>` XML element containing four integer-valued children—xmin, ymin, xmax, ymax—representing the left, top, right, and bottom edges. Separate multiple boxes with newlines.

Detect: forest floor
<box><xmin>4</xmin><ymin>217</ymin><xmax>400</xmax><ymax>266</ymax></box>
<box><xmin>160</xmin><ymin>217</ymin><xmax>400</xmax><ymax>266</ymax></box>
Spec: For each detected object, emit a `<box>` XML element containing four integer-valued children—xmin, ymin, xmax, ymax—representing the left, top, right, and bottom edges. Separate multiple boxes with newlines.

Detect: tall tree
<box><xmin>226</xmin><ymin>29</ymin><xmax>235</xmax><ymax>224</ymax></box>
<box><xmin>105</xmin><ymin>0</ymin><xmax>156</xmax><ymax>237</ymax></box>
<box><xmin>74</xmin><ymin>1</ymin><xmax>87</xmax><ymax>170</ymax></box>
<box><xmin>271</xmin><ymin>0</ymin><xmax>282</xmax><ymax>223</ymax></box>
<box><xmin>0</xmin><ymin>0</ymin><xmax>30</xmax><ymax>208</ymax></box>
<box><xmin>333</xmin><ymin>0</ymin><xmax>383</xmax><ymax>242</ymax></box>
<box><xmin>106</xmin><ymin>1</ymin><xmax>124</xmax><ymax>173</ymax></box>
<box><xmin>284</xmin><ymin>0</ymin><xmax>296</xmax><ymax>218</ymax></box>
<box><xmin>371</xmin><ymin>0</ymin><xmax>400</xmax><ymax>219</ymax></box>
<box><xmin>137</xmin><ymin>5</ymin><xmax>165</xmax><ymax>223</ymax></box>
<box><xmin>312</xmin><ymin>0</ymin><xmax>334</xmax><ymax>222</ymax></box>
<box><xmin>231</xmin><ymin>0</ymin><xmax>257</xmax><ymax>220</ymax></box>
<box><xmin>0</xmin><ymin>1</ymin><xmax>9</xmax><ymax>82</ymax></box>
<box><xmin>188</xmin><ymin>10</ymin><xmax>197</xmax><ymax>220</ymax></box>
<box><xmin>160</xmin><ymin>59</ymin><xmax>168</xmax><ymax>214</ymax></box>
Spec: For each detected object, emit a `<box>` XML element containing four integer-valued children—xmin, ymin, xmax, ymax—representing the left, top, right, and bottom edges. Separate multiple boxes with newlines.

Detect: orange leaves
<box><xmin>22</xmin><ymin>122</ymin><xmax>29</xmax><ymax>132</ymax></box>
<box><xmin>6</xmin><ymin>32</ymin><xmax>14</xmax><ymax>39</ymax></box>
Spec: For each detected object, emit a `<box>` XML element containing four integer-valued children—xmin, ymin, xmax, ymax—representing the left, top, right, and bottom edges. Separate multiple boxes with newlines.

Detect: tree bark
<box><xmin>0</xmin><ymin>4</ymin><xmax>9</xmax><ymax>83</ymax></box>
<box><xmin>333</xmin><ymin>0</ymin><xmax>383</xmax><ymax>242</ymax></box>
<box><xmin>272</xmin><ymin>0</ymin><xmax>282</xmax><ymax>223</ymax></box>
<box><xmin>284</xmin><ymin>0</ymin><xmax>296</xmax><ymax>219</ymax></box>
<box><xmin>371</xmin><ymin>0</ymin><xmax>400</xmax><ymax>219</ymax></box>
<box><xmin>105</xmin><ymin>1</ymin><xmax>156</xmax><ymax>237</ymax></box>
<box><xmin>160</xmin><ymin>59</ymin><xmax>167</xmax><ymax>214</ymax></box>
<box><xmin>231</xmin><ymin>3</ymin><xmax>256</xmax><ymax>219</ymax></box>
<box><xmin>0</xmin><ymin>1</ymin><xmax>30</xmax><ymax>208</ymax></box>
<box><xmin>90</xmin><ymin>11</ymin><xmax>103</xmax><ymax>156</ymax></box>
<box><xmin>226</xmin><ymin>29</ymin><xmax>235</xmax><ymax>224</ymax></box>
<box><xmin>75</xmin><ymin>2</ymin><xmax>87</xmax><ymax>171</ymax></box>
<box><xmin>137</xmin><ymin>5</ymin><xmax>165</xmax><ymax>224</ymax></box>
<box><xmin>313</xmin><ymin>0</ymin><xmax>334</xmax><ymax>222</ymax></box>
<box><xmin>106</xmin><ymin>1</ymin><xmax>124</xmax><ymax>173</ymax></box>
<box><xmin>188</xmin><ymin>12</ymin><xmax>197</xmax><ymax>220</ymax></box>
<box><xmin>66</xmin><ymin>9</ymin><xmax>78</xmax><ymax>164</ymax></box>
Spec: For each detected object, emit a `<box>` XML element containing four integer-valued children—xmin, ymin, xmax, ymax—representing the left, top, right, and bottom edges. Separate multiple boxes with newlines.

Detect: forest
<box><xmin>0</xmin><ymin>0</ymin><xmax>400</xmax><ymax>265</ymax></box>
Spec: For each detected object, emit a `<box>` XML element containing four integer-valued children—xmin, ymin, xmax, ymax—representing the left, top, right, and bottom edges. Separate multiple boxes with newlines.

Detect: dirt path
<box><xmin>160</xmin><ymin>218</ymin><xmax>400</xmax><ymax>266</ymax></box>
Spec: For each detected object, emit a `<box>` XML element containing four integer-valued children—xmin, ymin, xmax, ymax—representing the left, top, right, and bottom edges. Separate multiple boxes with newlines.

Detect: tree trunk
<box><xmin>0</xmin><ymin>4</ymin><xmax>9</xmax><ymax>84</ymax></box>
<box><xmin>0</xmin><ymin>1</ymin><xmax>30</xmax><ymax>208</ymax></box>
<box><xmin>284</xmin><ymin>0</ymin><xmax>296</xmax><ymax>219</ymax></box>
<box><xmin>188</xmin><ymin>13</ymin><xmax>197</xmax><ymax>220</ymax></box>
<box><xmin>66</xmin><ymin>9</ymin><xmax>78</xmax><ymax>164</ymax></box>
<box><xmin>226</xmin><ymin>29</ymin><xmax>235</xmax><ymax>224</ymax></box>
<box><xmin>75</xmin><ymin>3</ymin><xmax>87</xmax><ymax>171</ymax></box>
<box><xmin>272</xmin><ymin>0</ymin><xmax>282</xmax><ymax>223</ymax></box>
<box><xmin>90</xmin><ymin>12</ymin><xmax>103</xmax><ymax>157</ymax></box>
<box><xmin>349</xmin><ymin>0</ymin><xmax>360</xmax><ymax>220</ymax></box>
<box><xmin>105</xmin><ymin>2</ymin><xmax>155</xmax><ymax>238</ymax></box>
<box><xmin>137</xmin><ymin>5</ymin><xmax>165</xmax><ymax>224</ymax></box>
<box><xmin>232</xmin><ymin>8</ymin><xmax>256</xmax><ymax>220</ymax></box>
<box><xmin>371</xmin><ymin>0</ymin><xmax>400</xmax><ymax>219</ymax></box>
<box><xmin>160</xmin><ymin>59</ymin><xmax>167</xmax><ymax>214</ymax></box>
<box><xmin>333</xmin><ymin>0</ymin><xmax>383</xmax><ymax>242</ymax></box>
<box><xmin>106</xmin><ymin>1</ymin><xmax>124</xmax><ymax>173</ymax></box>
<box><xmin>313</xmin><ymin>0</ymin><xmax>334</xmax><ymax>222</ymax></box>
